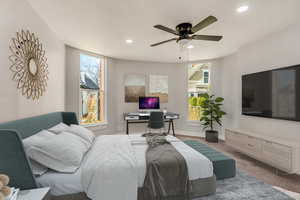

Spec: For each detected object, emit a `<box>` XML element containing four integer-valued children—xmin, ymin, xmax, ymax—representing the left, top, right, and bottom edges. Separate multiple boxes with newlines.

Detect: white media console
<box><xmin>225</xmin><ymin>129</ymin><xmax>300</xmax><ymax>174</ymax></box>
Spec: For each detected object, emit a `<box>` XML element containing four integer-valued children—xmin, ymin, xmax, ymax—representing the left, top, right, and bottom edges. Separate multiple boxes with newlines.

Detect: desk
<box><xmin>124</xmin><ymin>112</ymin><xmax>180</xmax><ymax>136</ymax></box>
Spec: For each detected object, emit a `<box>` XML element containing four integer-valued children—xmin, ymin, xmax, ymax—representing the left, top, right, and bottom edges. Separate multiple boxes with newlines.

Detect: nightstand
<box><xmin>18</xmin><ymin>187</ymin><xmax>51</xmax><ymax>200</ymax></box>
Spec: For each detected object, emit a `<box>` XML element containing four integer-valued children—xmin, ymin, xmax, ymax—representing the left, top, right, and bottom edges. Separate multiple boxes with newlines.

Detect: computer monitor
<box><xmin>139</xmin><ymin>97</ymin><xmax>160</xmax><ymax>110</ymax></box>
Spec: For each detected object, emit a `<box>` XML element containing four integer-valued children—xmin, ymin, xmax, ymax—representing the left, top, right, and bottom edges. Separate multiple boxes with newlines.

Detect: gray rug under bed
<box><xmin>195</xmin><ymin>170</ymin><xmax>294</xmax><ymax>200</ymax></box>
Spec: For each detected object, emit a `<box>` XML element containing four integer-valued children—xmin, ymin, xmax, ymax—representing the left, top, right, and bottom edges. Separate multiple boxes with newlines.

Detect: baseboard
<box><xmin>176</xmin><ymin>134</ymin><xmax>225</xmax><ymax>142</ymax></box>
<box><xmin>176</xmin><ymin>129</ymin><xmax>204</xmax><ymax>137</ymax></box>
<box><xmin>176</xmin><ymin>129</ymin><xmax>225</xmax><ymax>140</ymax></box>
<box><xmin>176</xmin><ymin>134</ymin><xmax>203</xmax><ymax>139</ymax></box>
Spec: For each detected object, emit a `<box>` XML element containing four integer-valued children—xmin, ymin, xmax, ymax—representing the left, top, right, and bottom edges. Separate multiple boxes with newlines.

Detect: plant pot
<box><xmin>205</xmin><ymin>130</ymin><xmax>219</xmax><ymax>143</ymax></box>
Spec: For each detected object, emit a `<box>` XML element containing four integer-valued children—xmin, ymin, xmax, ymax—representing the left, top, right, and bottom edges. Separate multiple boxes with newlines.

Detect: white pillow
<box><xmin>27</xmin><ymin>132</ymin><xmax>90</xmax><ymax>173</ymax></box>
<box><xmin>68</xmin><ymin>125</ymin><xmax>95</xmax><ymax>144</ymax></box>
<box><xmin>23</xmin><ymin>130</ymin><xmax>54</xmax><ymax>176</ymax></box>
<box><xmin>23</xmin><ymin>130</ymin><xmax>56</xmax><ymax>152</ymax></box>
<box><xmin>48</xmin><ymin>122</ymin><xmax>70</xmax><ymax>134</ymax></box>
<box><xmin>29</xmin><ymin>159</ymin><xmax>48</xmax><ymax>176</ymax></box>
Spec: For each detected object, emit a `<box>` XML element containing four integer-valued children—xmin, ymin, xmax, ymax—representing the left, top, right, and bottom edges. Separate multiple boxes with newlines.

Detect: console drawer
<box><xmin>226</xmin><ymin>130</ymin><xmax>245</xmax><ymax>143</ymax></box>
<box><xmin>226</xmin><ymin>131</ymin><xmax>262</xmax><ymax>159</ymax></box>
<box><xmin>243</xmin><ymin>135</ymin><xmax>262</xmax><ymax>156</ymax></box>
<box><xmin>262</xmin><ymin>141</ymin><xmax>292</xmax><ymax>172</ymax></box>
<box><xmin>225</xmin><ymin>131</ymin><xmax>246</xmax><ymax>150</ymax></box>
<box><xmin>225</xmin><ymin>129</ymin><xmax>296</xmax><ymax>173</ymax></box>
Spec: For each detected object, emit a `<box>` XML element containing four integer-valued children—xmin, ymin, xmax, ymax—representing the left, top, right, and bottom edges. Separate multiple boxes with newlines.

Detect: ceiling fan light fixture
<box><xmin>187</xmin><ymin>45</ymin><xmax>194</xmax><ymax>49</ymax></box>
<box><xmin>177</xmin><ymin>39</ymin><xmax>190</xmax><ymax>46</ymax></box>
<box><xmin>126</xmin><ymin>39</ymin><xmax>133</xmax><ymax>44</ymax></box>
<box><xmin>237</xmin><ymin>5</ymin><xmax>249</xmax><ymax>13</ymax></box>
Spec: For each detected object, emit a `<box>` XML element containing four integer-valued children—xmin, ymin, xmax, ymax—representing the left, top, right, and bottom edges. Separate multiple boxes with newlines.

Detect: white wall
<box><xmin>112</xmin><ymin>58</ymin><xmax>223</xmax><ymax>136</ymax></box>
<box><xmin>221</xmin><ymin>23</ymin><xmax>300</xmax><ymax>142</ymax></box>
<box><xmin>113</xmin><ymin>59</ymin><xmax>184</xmax><ymax>134</ymax></box>
<box><xmin>0</xmin><ymin>0</ymin><xmax>65</xmax><ymax>122</ymax></box>
<box><xmin>65</xmin><ymin>46</ymin><xmax>223</xmax><ymax>136</ymax></box>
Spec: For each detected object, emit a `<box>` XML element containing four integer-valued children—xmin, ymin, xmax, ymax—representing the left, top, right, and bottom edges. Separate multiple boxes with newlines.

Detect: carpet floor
<box><xmin>195</xmin><ymin>170</ymin><xmax>293</xmax><ymax>200</ymax></box>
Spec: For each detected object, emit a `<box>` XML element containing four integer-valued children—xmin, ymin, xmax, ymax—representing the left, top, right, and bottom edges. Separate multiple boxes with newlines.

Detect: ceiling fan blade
<box><xmin>150</xmin><ymin>38</ymin><xmax>177</xmax><ymax>47</ymax></box>
<box><xmin>191</xmin><ymin>16</ymin><xmax>218</xmax><ymax>33</ymax></box>
<box><xmin>192</xmin><ymin>35</ymin><xmax>223</xmax><ymax>41</ymax></box>
<box><xmin>154</xmin><ymin>25</ymin><xmax>179</xmax><ymax>35</ymax></box>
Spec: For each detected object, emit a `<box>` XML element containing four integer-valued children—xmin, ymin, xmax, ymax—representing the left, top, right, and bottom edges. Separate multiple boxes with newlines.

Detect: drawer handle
<box><xmin>248</xmin><ymin>144</ymin><xmax>254</xmax><ymax>147</ymax></box>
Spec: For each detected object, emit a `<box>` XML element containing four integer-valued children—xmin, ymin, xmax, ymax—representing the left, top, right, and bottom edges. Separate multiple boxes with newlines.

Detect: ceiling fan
<box><xmin>150</xmin><ymin>16</ymin><xmax>223</xmax><ymax>47</ymax></box>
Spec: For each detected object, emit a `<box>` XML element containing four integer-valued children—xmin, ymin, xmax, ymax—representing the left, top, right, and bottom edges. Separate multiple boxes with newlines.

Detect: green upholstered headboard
<box><xmin>0</xmin><ymin>112</ymin><xmax>78</xmax><ymax>190</ymax></box>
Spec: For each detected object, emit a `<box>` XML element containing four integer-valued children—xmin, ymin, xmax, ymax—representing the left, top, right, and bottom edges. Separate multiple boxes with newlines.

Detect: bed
<box><xmin>0</xmin><ymin>112</ymin><xmax>216</xmax><ymax>200</ymax></box>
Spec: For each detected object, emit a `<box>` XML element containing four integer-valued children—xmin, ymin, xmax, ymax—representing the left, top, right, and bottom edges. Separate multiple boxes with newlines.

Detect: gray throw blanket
<box><xmin>139</xmin><ymin>133</ymin><xmax>190</xmax><ymax>200</ymax></box>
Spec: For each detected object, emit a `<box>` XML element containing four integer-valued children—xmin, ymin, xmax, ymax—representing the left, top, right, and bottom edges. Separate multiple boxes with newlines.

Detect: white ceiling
<box><xmin>27</xmin><ymin>0</ymin><xmax>300</xmax><ymax>63</ymax></box>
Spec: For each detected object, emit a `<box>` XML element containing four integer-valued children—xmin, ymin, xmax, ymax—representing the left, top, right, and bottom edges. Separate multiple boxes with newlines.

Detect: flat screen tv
<box><xmin>139</xmin><ymin>97</ymin><xmax>160</xmax><ymax>110</ymax></box>
<box><xmin>242</xmin><ymin>64</ymin><xmax>300</xmax><ymax>121</ymax></box>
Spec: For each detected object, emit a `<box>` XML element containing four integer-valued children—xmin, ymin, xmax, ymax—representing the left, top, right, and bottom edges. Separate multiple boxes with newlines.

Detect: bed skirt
<box><xmin>51</xmin><ymin>175</ymin><xmax>216</xmax><ymax>200</ymax></box>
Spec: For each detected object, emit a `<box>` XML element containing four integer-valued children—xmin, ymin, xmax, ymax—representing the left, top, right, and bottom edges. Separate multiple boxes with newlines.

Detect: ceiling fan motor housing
<box><xmin>176</xmin><ymin>23</ymin><xmax>193</xmax><ymax>36</ymax></box>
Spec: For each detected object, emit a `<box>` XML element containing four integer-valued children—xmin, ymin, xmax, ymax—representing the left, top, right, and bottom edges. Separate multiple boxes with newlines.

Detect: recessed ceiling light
<box><xmin>187</xmin><ymin>45</ymin><xmax>194</xmax><ymax>49</ymax></box>
<box><xmin>126</xmin><ymin>39</ymin><xmax>133</xmax><ymax>44</ymax></box>
<box><xmin>237</xmin><ymin>5</ymin><xmax>249</xmax><ymax>13</ymax></box>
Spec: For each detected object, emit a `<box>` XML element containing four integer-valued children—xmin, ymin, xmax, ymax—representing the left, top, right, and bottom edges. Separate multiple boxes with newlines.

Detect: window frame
<box><xmin>78</xmin><ymin>53</ymin><xmax>107</xmax><ymax>127</ymax></box>
<box><xmin>203</xmin><ymin>70</ymin><xmax>210</xmax><ymax>84</ymax></box>
<box><xmin>187</xmin><ymin>63</ymin><xmax>211</xmax><ymax>122</ymax></box>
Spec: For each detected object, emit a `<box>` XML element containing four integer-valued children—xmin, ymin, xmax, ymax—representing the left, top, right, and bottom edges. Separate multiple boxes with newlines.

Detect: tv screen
<box><xmin>242</xmin><ymin>64</ymin><xmax>300</xmax><ymax>121</ymax></box>
<box><xmin>139</xmin><ymin>97</ymin><xmax>160</xmax><ymax>110</ymax></box>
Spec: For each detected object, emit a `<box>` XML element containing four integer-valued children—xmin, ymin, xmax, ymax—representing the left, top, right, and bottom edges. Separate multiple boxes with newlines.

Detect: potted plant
<box><xmin>199</xmin><ymin>93</ymin><xmax>226</xmax><ymax>143</ymax></box>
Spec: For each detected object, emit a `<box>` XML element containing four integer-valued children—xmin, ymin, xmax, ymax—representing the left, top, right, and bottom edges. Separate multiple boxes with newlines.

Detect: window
<box><xmin>80</xmin><ymin>54</ymin><xmax>106</xmax><ymax>125</ymax></box>
<box><xmin>188</xmin><ymin>63</ymin><xmax>211</xmax><ymax>121</ymax></box>
<box><xmin>203</xmin><ymin>71</ymin><xmax>209</xmax><ymax>84</ymax></box>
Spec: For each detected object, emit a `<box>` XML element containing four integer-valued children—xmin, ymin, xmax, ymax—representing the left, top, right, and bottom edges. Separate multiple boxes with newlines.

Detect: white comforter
<box><xmin>81</xmin><ymin>135</ymin><xmax>138</xmax><ymax>200</ymax></box>
<box><xmin>81</xmin><ymin>135</ymin><xmax>213</xmax><ymax>200</ymax></box>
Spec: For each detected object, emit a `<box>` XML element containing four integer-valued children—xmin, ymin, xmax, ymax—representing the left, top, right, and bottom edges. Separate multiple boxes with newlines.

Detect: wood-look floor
<box><xmin>177</xmin><ymin>135</ymin><xmax>300</xmax><ymax>193</ymax></box>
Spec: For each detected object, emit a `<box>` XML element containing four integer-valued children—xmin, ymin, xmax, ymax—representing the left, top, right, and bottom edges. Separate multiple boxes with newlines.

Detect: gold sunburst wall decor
<box><xmin>9</xmin><ymin>30</ymin><xmax>49</xmax><ymax>100</ymax></box>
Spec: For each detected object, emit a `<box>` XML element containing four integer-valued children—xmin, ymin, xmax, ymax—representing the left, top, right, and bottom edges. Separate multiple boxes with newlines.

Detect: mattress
<box><xmin>36</xmin><ymin>134</ymin><xmax>214</xmax><ymax>196</ymax></box>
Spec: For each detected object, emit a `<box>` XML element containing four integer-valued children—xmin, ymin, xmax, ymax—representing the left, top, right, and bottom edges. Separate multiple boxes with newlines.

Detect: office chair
<box><xmin>147</xmin><ymin>112</ymin><xmax>165</xmax><ymax>134</ymax></box>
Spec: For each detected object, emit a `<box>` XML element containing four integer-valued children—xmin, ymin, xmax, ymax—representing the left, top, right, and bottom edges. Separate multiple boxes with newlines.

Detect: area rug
<box><xmin>273</xmin><ymin>186</ymin><xmax>300</xmax><ymax>200</ymax></box>
<box><xmin>195</xmin><ymin>170</ymin><xmax>294</xmax><ymax>200</ymax></box>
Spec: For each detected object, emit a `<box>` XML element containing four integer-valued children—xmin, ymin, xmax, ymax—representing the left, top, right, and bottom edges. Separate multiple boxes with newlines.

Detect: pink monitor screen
<box><xmin>139</xmin><ymin>97</ymin><xmax>160</xmax><ymax>109</ymax></box>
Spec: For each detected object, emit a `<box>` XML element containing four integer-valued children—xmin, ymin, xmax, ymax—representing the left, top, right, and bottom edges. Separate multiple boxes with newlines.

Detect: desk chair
<box><xmin>147</xmin><ymin>112</ymin><xmax>165</xmax><ymax>134</ymax></box>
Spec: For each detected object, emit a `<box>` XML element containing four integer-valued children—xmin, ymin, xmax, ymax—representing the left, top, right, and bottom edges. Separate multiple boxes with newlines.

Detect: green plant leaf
<box><xmin>215</xmin><ymin>119</ymin><xmax>222</xmax><ymax>126</ymax></box>
<box><xmin>200</xmin><ymin>93</ymin><xmax>209</xmax><ymax>99</ymax></box>
<box><xmin>202</xmin><ymin>110</ymin><xmax>211</xmax><ymax>116</ymax></box>
<box><xmin>200</xmin><ymin>116</ymin><xmax>209</xmax><ymax>121</ymax></box>
<box><xmin>202</xmin><ymin>125</ymin><xmax>210</xmax><ymax>131</ymax></box>
<box><xmin>219</xmin><ymin>111</ymin><xmax>226</xmax><ymax>115</ymax></box>
<box><xmin>202</xmin><ymin>121</ymin><xmax>210</xmax><ymax>126</ymax></box>
<box><xmin>215</xmin><ymin>97</ymin><xmax>224</xmax><ymax>102</ymax></box>
<box><xmin>190</xmin><ymin>97</ymin><xmax>198</xmax><ymax>106</ymax></box>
